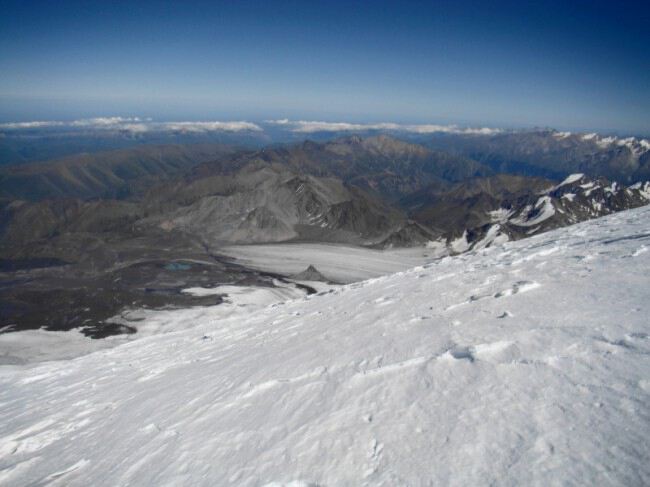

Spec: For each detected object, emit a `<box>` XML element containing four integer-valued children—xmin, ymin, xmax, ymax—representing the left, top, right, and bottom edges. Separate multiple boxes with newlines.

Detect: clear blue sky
<box><xmin>0</xmin><ymin>0</ymin><xmax>648</xmax><ymax>134</ymax></box>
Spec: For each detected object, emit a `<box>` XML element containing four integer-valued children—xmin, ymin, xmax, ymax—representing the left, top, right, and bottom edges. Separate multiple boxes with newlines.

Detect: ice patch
<box><xmin>559</xmin><ymin>173</ymin><xmax>584</xmax><ymax>187</ymax></box>
<box><xmin>511</xmin><ymin>196</ymin><xmax>555</xmax><ymax>227</ymax></box>
<box><xmin>473</xmin><ymin>224</ymin><xmax>509</xmax><ymax>250</ymax></box>
<box><xmin>450</xmin><ymin>230</ymin><xmax>470</xmax><ymax>253</ymax></box>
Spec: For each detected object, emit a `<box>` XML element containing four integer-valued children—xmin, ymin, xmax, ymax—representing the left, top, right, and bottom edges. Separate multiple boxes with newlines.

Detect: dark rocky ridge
<box><xmin>430</xmin><ymin>174</ymin><xmax>650</xmax><ymax>251</ymax></box>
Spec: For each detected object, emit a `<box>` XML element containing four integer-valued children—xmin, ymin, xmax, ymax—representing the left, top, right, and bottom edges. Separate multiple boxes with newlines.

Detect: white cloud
<box><xmin>120</xmin><ymin>123</ymin><xmax>150</xmax><ymax>134</ymax></box>
<box><xmin>0</xmin><ymin>121</ymin><xmax>65</xmax><ymax>129</ymax></box>
<box><xmin>159</xmin><ymin>121</ymin><xmax>262</xmax><ymax>133</ymax></box>
<box><xmin>1</xmin><ymin>117</ymin><xmax>502</xmax><ymax>136</ymax></box>
<box><xmin>265</xmin><ymin>120</ymin><xmax>400</xmax><ymax>133</ymax></box>
<box><xmin>265</xmin><ymin>118</ymin><xmax>290</xmax><ymax>125</ymax></box>
<box><xmin>456</xmin><ymin>126</ymin><xmax>503</xmax><ymax>135</ymax></box>
<box><xmin>69</xmin><ymin>117</ymin><xmax>144</xmax><ymax>128</ymax></box>
<box><xmin>0</xmin><ymin>117</ymin><xmax>262</xmax><ymax>133</ymax></box>
<box><xmin>264</xmin><ymin>119</ymin><xmax>502</xmax><ymax>135</ymax></box>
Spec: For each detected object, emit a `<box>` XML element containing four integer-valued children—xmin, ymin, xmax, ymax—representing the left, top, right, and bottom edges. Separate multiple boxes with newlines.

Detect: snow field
<box><xmin>0</xmin><ymin>207</ymin><xmax>649</xmax><ymax>485</ymax></box>
<box><xmin>218</xmin><ymin>243</ymin><xmax>438</xmax><ymax>283</ymax></box>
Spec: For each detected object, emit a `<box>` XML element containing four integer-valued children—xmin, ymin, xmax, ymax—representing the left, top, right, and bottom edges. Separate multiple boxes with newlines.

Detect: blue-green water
<box><xmin>165</xmin><ymin>262</ymin><xmax>192</xmax><ymax>271</ymax></box>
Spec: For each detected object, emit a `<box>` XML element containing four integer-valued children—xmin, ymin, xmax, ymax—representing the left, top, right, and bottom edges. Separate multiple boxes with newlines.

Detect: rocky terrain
<box><xmin>405</xmin><ymin>172</ymin><xmax>650</xmax><ymax>251</ymax></box>
<box><xmin>1</xmin><ymin>134</ymin><xmax>649</xmax><ymax>339</ymax></box>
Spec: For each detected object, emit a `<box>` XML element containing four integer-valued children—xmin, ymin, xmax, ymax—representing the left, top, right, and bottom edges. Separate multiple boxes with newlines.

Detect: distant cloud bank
<box><xmin>160</xmin><ymin>121</ymin><xmax>262</xmax><ymax>133</ymax></box>
<box><xmin>0</xmin><ymin>117</ymin><xmax>502</xmax><ymax>135</ymax></box>
<box><xmin>0</xmin><ymin>116</ymin><xmax>504</xmax><ymax>136</ymax></box>
<box><xmin>2</xmin><ymin>117</ymin><xmax>647</xmax><ymax>156</ymax></box>
<box><xmin>0</xmin><ymin>120</ymin><xmax>67</xmax><ymax>129</ymax></box>
<box><xmin>0</xmin><ymin>117</ymin><xmax>262</xmax><ymax>133</ymax></box>
<box><xmin>264</xmin><ymin>119</ymin><xmax>503</xmax><ymax>135</ymax></box>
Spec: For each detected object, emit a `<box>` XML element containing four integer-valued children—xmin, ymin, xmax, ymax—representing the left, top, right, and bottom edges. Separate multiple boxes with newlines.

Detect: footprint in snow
<box><xmin>363</xmin><ymin>438</ymin><xmax>384</xmax><ymax>478</ymax></box>
<box><xmin>441</xmin><ymin>341</ymin><xmax>521</xmax><ymax>364</ymax></box>
<box><xmin>445</xmin><ymin>293</ymin><xmax>490</xmax><ymax>310</ymax></box>
<box><xmin>442</xmin><ymin>346</ymin><xmax>475</xmax><ymax>362</ymax></box>
<box><xmin>448</xmin><ymin>280</ymin><xmax>539</xmax><ymax>311</ymax></box>
<box><xmin>473</xmin><ymin>341</ymin><xmax>521</xmax><ymax>363</ymax></box>
<box><xmin>630</xmin><ymin>245</ymin><xmax>648</xmax><ymax>257</ymax></box>
<box><xmin>494</xmin><ymin>280</ymin><xmax>540</xmax><ymax>298</ymax></box>
<box><xmin>408</xmin><ymin>315</ymin><xmax>431</xmax><ymax>323</ymax></box>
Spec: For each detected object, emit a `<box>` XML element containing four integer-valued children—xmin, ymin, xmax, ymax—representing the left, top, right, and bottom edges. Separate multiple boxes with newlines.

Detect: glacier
<box><xmin>1</xmin><ymin>206</ymin><xmax>649</xmax><ymax>486</ymax></box>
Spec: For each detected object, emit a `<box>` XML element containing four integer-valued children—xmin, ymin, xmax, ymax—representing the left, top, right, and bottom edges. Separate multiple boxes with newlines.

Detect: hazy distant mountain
<box><xmin>423</xmin><ymin>129</ymin><xmax>650</xmax><ymax>183</ymax></box>
<box><xmin>0</xmin><ymin>129</ymin><xmax>268</xmax><ymax>166</ymax></box>
<box><xmin>193</xmin><ymin>135</ymin><xmax>492</xmax><ymax>201</ymax></box>
<box><xmin>0</xmin><ymin>144</ymin><xmax>236</xmax><ymax>201</ymax></box>
<box><xmin>3</xmin><ymin>135</ymin><xmax>649</xmax><ymax>254</ymax></box>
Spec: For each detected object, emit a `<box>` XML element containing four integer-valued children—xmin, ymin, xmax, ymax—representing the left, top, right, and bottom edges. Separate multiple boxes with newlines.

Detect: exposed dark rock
<box><xmin>292</xmin><ymin>265</ymin><xmax>328</xmax><ymax>282</ymax></box>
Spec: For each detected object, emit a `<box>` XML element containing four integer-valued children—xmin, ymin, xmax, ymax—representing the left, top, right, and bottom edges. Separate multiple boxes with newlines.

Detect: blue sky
<box><xmin>0</xmin><ymin>0</ymin><xmax>648</xmax><ymax>134</ymax></box>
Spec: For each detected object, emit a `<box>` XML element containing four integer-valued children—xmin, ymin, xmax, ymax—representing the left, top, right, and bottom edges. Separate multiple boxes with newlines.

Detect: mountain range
<box><xmin>0</xmin><ymin>143</ymin><xmax>235</xmax><ymax>201</ymax></box>
<box><xmin>423</xmin><ymin>129</ymin><xmax>650</xmax><ymax>182</ymax></box>
<box><xmin>1</xmin><ymin>132</ymin><xmax>649</xmax><ymax>338</ymax></box>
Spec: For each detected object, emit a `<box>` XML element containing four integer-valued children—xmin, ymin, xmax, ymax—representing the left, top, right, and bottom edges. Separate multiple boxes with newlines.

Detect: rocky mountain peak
<box><xmin>292</xmin><ymin>265</ymin><xmax>328</xmax><ymax>281</ymax></box>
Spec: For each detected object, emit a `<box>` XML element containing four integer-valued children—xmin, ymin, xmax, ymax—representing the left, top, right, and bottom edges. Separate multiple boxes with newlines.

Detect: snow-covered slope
<box><xmin>575</xmin><ymin>132</ymin><xmax>650</xmax><ymax>159</ymax></box>
<box><xmin>2</xmin><ymin>207</ymin><xmax>650</xmax><ymax>486</ymax></box>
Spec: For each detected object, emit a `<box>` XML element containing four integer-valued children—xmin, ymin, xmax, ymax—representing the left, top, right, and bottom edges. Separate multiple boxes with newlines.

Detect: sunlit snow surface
<box><xmin>0</xmin><ymin>280</ymin><xmax>332</xmax><ymax>365</ymax></box>
<box><xmin>2</xmin><ymin>207</ymin><xmax>650</xmax><ymax>486</ymax></box>
<box><xmin>219</xmin><ymin>243</ymin><xmax>437</xmax><ymax>283</ymax></box>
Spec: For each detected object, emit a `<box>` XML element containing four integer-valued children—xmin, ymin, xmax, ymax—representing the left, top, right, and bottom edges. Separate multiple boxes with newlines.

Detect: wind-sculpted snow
<box><xmin>1</xmin><ymin>207</ymin><xmax>650</xmax><ymax>485</ymax></box>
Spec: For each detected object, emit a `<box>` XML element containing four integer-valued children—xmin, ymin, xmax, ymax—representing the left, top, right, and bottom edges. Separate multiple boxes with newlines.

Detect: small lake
<box><xmin>164</xmin><ymin>262</ymin><xmax>192</xmax><ymax>271</ymax></box>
